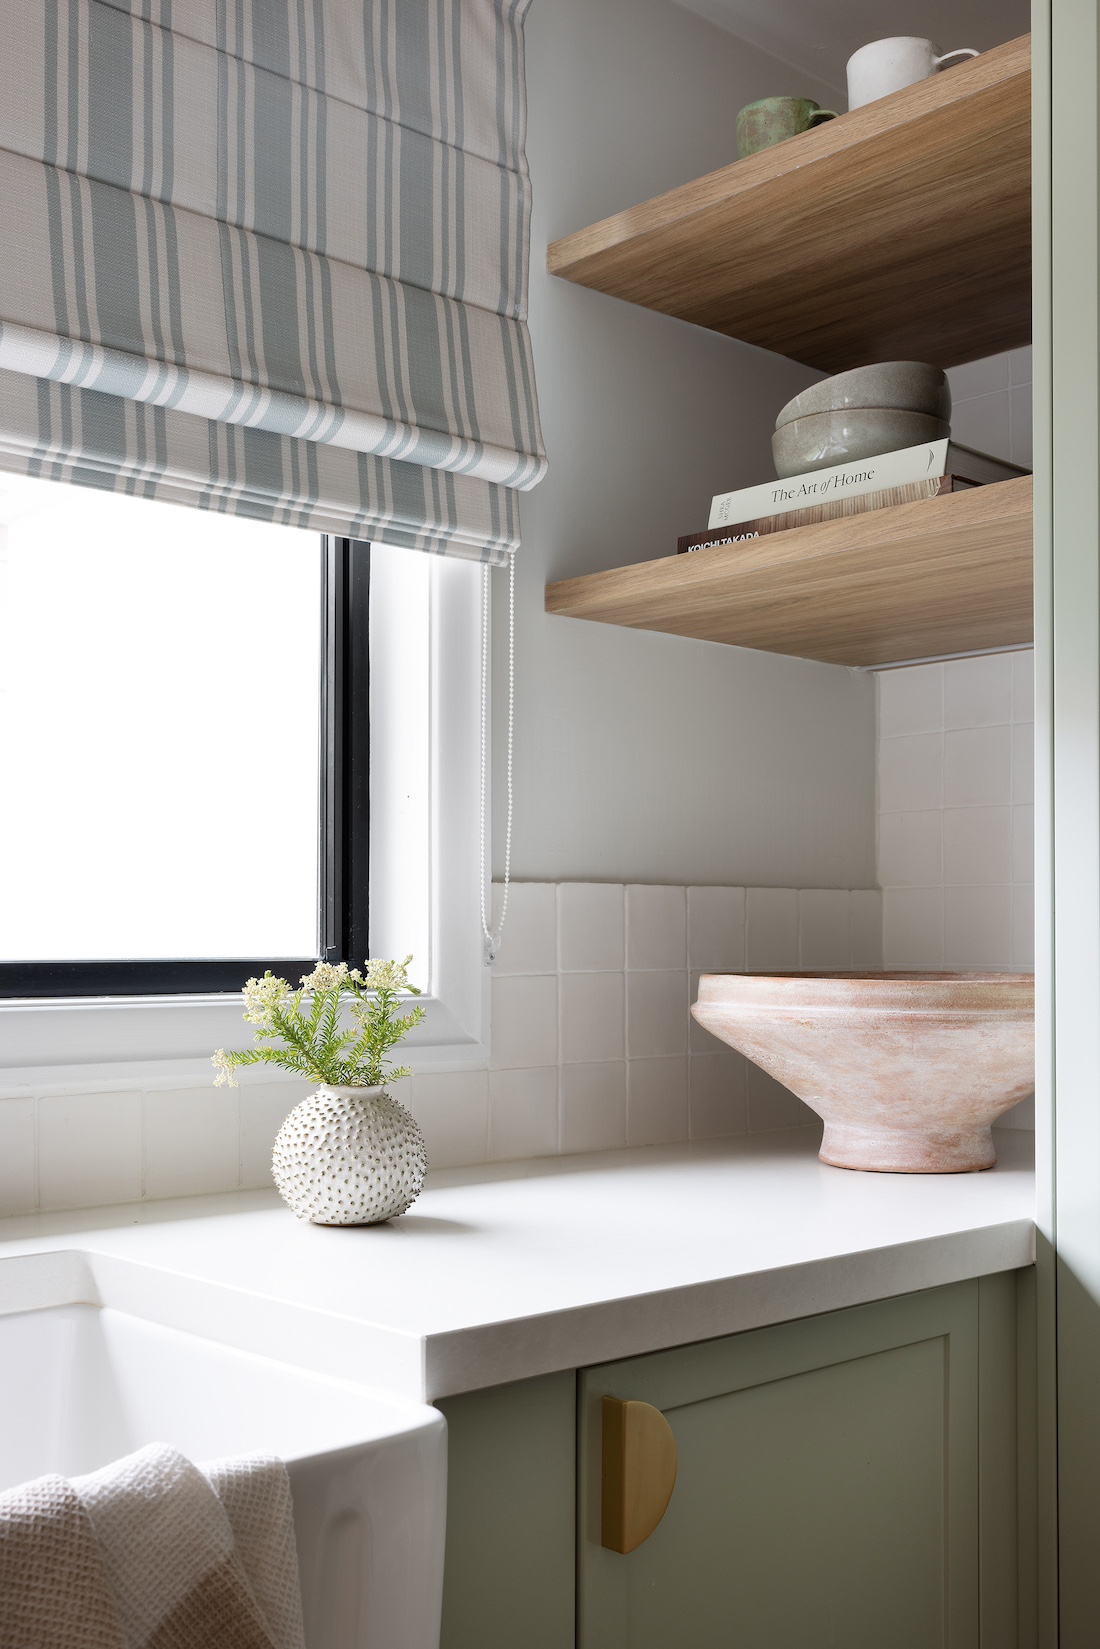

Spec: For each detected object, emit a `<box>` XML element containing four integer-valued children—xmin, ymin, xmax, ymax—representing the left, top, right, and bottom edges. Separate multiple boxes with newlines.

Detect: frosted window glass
<box><xmin>0</xmin><ymin>475</ymin><xmax>321</xmax><ymax>961</ymax></box>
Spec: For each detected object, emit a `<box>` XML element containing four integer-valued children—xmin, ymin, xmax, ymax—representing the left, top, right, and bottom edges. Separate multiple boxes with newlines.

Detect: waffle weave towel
<box><xmin>0</xmin><ymin>1444</ymin><xmax>306</xmax><ymax>1649</ymax></box>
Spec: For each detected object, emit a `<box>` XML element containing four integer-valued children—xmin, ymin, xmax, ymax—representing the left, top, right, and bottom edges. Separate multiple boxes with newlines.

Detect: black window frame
<box><xmin>0</xmin><ymin>535</ymin><xmax>369</xmax><ymax>999</ymax></box>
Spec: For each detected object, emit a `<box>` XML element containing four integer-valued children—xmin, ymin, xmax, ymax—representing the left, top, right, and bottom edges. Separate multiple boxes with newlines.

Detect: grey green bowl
<box><xmin>772</xmin><ymin>409</ymin><xmax>951</xmax><ymax>479</ymax></box>
<box><xmin>776</xmin><ymin>362</ymin><xmax>951</xmax><ymax>429</ymax></box>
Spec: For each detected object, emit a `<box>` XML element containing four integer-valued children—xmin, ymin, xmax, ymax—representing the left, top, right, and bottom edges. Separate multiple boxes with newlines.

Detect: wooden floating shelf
<box><xmin>547</xmin><ymin>35</ymin><xmax>1031</xmax><ymax>373</ymax></box>
<box><xmin>545</xmin><ymin>479</ymin><xmax>1034</xmax><ymax>668</ymax></box>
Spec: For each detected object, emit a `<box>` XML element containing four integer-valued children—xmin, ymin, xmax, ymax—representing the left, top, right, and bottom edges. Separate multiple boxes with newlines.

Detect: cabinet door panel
<box><xmin>580</xmin><ymin>1284</ymin><xmax>983</xmax><ymax>1649</ymax></box>
<box><xmin>439</xmin><ymin>1371</ymin><xmax>576</xmax><ymax>1649</ymax></box>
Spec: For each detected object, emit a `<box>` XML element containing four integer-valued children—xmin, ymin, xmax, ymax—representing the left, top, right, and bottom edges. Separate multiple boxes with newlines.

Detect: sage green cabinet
<box><xmin>439</xmin><ymin>1274</ymin><xmax>1032</xmax><ymax>1649</ymax></box>
<box><xmin>438</xmin><ymin>1370</ymin><xmax>577</xmax><ymax>1649</ymax></box>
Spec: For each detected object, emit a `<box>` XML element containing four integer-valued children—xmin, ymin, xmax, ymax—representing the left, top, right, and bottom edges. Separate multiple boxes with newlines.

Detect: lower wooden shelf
<box><xmin>545</xmin><ymin>476</ymin><xmax>1033</xmax><ymax>668</ymax></box>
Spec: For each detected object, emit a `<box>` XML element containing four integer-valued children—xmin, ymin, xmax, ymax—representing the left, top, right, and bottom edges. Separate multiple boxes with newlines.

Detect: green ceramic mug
<box><xmin>736</xmin><ymin>96</ymin><xmax>839</xmax><ymax>159</ymax></box>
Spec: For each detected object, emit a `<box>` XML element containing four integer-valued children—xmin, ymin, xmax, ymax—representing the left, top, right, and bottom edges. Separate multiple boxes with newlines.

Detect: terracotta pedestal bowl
<box><xmin>692</xmin><ymin>972</ymin><xmax>1035</xmax><ymax>1173</ymax></box>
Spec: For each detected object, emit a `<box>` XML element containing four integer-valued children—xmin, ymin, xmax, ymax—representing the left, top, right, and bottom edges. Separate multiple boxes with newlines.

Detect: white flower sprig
<box><xmin>212</xmin><ymin>955</ymin><xmax>423</xmax><ymax>1090</ymax></box>
<box><xmin>298</xmin><ymin>960</ymin><xmax>362</xmax><ymax>993</ymax></box>
<box><xmin>241</xmin><ymin>971</ymin><xmax>293</xmax><ymax>1028</ymax></box>
<box><xmin>363</xmin><ymin>956</ymin><xmax>413</xmax><ymax>991</ymax></box>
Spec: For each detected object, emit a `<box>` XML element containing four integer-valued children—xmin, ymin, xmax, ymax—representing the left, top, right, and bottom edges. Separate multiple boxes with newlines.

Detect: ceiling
<box><xmin>673</xmin><ymin>0</ymin><xmax>1030</xmax><ymax>95</ymax></box>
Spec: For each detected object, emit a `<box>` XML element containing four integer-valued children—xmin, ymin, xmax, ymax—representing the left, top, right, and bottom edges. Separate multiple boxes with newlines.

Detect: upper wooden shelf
<box><xmin>545</xmin><ymin>478</ymin><xmax>1033</xmax><ymax>668</ymax></box>
<box><xmin>547</xmin><ymin>35</ymin><xmax>1031</xmax><ymax>373</ymax></box>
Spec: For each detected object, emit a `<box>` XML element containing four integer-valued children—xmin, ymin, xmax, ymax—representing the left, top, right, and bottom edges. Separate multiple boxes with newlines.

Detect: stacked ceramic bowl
<box><xmin>771</xmin><ymin>361</ymin><xmax>951</xmax><ymax>479</ymax></box>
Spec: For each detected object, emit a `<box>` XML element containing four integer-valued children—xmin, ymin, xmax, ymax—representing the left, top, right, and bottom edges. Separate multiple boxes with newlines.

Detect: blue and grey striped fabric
<box><xmin>0</xmin><ymin>0</ymin><xmax>544</xmax><ymax>561</ymax></box>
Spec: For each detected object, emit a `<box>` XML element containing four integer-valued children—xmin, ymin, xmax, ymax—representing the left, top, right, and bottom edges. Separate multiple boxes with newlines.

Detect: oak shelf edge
<box><xmin>545</xmin><ymin>478</ymin><xmax>1034</xmax><ymax>668</ymax></box>
<box><xmin>546</xmin><ymin>35</ymin><xmax>1032</xmax><ymax>373</ymax></box>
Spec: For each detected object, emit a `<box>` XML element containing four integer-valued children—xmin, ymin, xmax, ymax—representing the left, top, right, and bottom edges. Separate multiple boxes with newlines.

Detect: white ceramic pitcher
<box><xmin>846</xmin><ymin>37</ymin><xmax>979</xmax><ymax>110</ymax></box>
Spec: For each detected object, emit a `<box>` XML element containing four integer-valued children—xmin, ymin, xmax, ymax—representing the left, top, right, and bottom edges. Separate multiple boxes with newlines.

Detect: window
<box><xmin>0</xmin><ymin>506</ymin><xmax>487</xmax><ymax>1072</ymax></box>
<box><xmin>0</xmin><ymin>474</ymin><xmax>369</xmax><ymax>997</ymax></box>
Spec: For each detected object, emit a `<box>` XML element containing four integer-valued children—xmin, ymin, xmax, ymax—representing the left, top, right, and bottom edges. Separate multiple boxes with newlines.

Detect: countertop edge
<box><xmin>422</xmin><ymin>1218</ymin><xmax>1036</xmax><ymax>1399</ymax></box>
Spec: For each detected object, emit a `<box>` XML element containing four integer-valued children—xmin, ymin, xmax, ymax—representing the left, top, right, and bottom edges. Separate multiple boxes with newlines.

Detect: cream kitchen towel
<box><xmin>0</xmin><ymin>1444</ymin><xmax>306</xmax><ymax>1649</ymax></box>
<box><xmin>202</xmin><ymin>1457</ymin><xmax>307</xmax><ymax>1649</ymax></box>
<box><xmin>0</xmin><ymin>1472</ymin><xmax>126</xmax><ymax>1649</ymax></box>
<box><xmin>75</xmin><ymin>1444</ymin><xmax>305</xmax><ymax>1649</ymax></box>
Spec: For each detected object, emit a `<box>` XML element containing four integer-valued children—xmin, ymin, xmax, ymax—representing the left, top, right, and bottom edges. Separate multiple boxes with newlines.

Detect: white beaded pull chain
<box><xmin>480</xmin><ymin>550</ymin><xmax>515</xmax><ymax>963</ymax></box>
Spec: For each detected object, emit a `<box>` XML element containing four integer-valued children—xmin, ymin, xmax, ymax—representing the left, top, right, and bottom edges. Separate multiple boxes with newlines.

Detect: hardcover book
<box><xmin>679</xmin><ymin>475</ymin><xmax>973</xmax><ymax>553</ymax></box>
<box><xmin>707</xmin><ymin>440</ymin><xmax>1028</xmax><ymax>531</ymax></box>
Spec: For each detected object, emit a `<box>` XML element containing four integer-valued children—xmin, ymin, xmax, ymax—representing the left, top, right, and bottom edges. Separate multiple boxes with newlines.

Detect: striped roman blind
<box><xmin>0</xmin><ymin>0</ymin><xmax>545</xmax><ymax>562</ymax></box>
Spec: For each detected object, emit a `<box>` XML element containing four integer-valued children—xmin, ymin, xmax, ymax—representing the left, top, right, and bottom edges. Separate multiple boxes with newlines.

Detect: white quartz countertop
<box><xmin>0</xmin><ymin>1126</ymin><xmax>1035</xmax><ymax>1402</ymax></box>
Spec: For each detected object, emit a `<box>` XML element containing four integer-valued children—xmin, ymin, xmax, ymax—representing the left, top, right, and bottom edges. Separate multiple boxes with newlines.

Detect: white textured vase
<box><xmin>272</xmin><ymin>1084</ymin><xmax>427</xmax><ymax>1225</ymax></box>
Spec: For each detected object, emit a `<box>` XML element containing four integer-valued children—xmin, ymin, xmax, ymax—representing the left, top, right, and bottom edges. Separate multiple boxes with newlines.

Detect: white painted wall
<box><xmin>669</xmin><ymin>0</ymin><xmax>1029</xmax><ymax>93</ymax></box>
<box><xmin>878</xmin><ymin>649</ymin><xmax>1034</xmax><ymax>972</ymax></box>
<box><xmin>493</xmin><ymin>0</ymin><xmax>877</xmax><ymax>888</ymax></box>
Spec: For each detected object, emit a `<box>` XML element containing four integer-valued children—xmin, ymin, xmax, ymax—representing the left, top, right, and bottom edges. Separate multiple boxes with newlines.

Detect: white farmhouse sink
<box><xmin>0</xmin><ymin>1300</ymin><xmax>446</xmax><ymax>1649</ymax></box>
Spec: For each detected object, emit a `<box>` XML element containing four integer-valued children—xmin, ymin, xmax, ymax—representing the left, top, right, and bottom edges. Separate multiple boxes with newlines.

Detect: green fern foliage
<box><xmin>212</xmin><ymin>957</ymin><xmax>425</xmax><ymax>1090</ymax></box>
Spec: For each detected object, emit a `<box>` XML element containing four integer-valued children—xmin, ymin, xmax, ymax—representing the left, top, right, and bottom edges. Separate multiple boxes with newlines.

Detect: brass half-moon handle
<box><xmin>601</xmin><ymin>1396</ymin><xmax>678</xmax><ymax>1553</ymax></box>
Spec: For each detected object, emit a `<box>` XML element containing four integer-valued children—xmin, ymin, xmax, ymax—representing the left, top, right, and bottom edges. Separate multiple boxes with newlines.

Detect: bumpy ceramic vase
<box><xmin>272</xmin><ymin>1083</ymin><xmax>427</xmax><ymax>1225</ymax></box>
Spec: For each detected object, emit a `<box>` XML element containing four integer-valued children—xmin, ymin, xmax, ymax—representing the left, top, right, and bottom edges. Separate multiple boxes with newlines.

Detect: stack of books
<box><xmin>678</xmin><ymin>439</ymin><xmax>1030</xmax><ymax>554</ymax></box>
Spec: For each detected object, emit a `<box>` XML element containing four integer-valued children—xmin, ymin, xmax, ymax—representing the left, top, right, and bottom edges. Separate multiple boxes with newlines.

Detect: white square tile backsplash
<box><xmin>560</xmin><ymin>971</ymin><xmax>626</xmax><ymax>1063</ymax></box>
<box><xmin>849</xmin><ymin>891</ymin><xmax>884</xmax><ymax>969</ymax></box>
<box><xmin>879</xmin><ymin>731</ymin><xmax>944</xmax><ymax>812</ymax></box>
<box><xmin>688</xmin><ymin>1051</ymin><xmax>748</xmax><ymax>1141</ymax></box>
<box><xmin>560</xmin><ymin>1060</ymin><xmax>627</xmax><ymax>1154</ymax></box>
<box><xmin>1012</xmin><ymin>721</ymin><xmax>1034</xmax><ymax>803</ymax></box>
<box><xmin>489</xmin><ymin>882</ymin><xmax>557</xmax><ymax>976</ymax></box>
<box><xmin>745</xmin><ymin>888</ymin><xmax>799</xmax><ymax>971</ymax></box>
<box><xmin>882</xmin><ymin>887</ymin><xmax>944</xmax><ymax>969</ymax></box>
<box><xmin>1008</xmin><ymin>346</ymin><xmax>1033</xmax><ymax>386</ymax></box>
<box><xmin>1013</xmin><ymin>887</ymin><xmax>1035</xmax><ymax>972</ymax></box>
<box><xmin>879</xmin><ymin>649</ymin><xmax>1033</xmax><ymax>979</ymax></box>
<box><xmin>945</xmin><ymin>353</ymin><xmax>1010</xmax><ymax>400</ymax></box>
<box><xmin>240</xmin><ymin>1082</ymin><xmax>308</xmax><ymax>1189</ymax></box>
<box><xmin>489</xmin><ymin>1067</ymin><xmax>559</xmax><ymax>1161</ymax></box>
<box><xmin>879</xmin><ymin>810</ymin><xmax>943</xmax><ymax>887</ymax></box>
<box><xmin>37</xmin><ymin>1091</ymin><xmax>143</xmax><ymax>1210</ymax></box>
<box><xmin>0</xmin><ymin>880</ymin><xmax>889</xmax><ymax>1216</ymax></box>
<box><xmin>797</xmin><ymin>889</ymin><xmax>851</xmax><ymax>969</ymax></box>
<box><xmin>878</xmin><ymin>660</ymin><xmax>943</xmax><ymax>737</ymax></box>
<box><xmin>409</xmin><ymin>1070</ymin><xmax>490</xmax><ymax>1169</ymax></box>
<box><xmin>1012</xmin><ymin>651</ymin><xmax>1034</xmax><ymax>721</ymax></box>
<box><xmin>1013</xmin><ymin>806</ymin><xmax>1034</xmax><ymax>883</ymax></box>
<box><xmin>941</xmin><ymin>885</ymin><xmax>1014</xmax><ymax>970</ymax></box>
<box><xmin>943</xmin><ymin>654</ymin><xmax>1014</xmax><ymax>728</ymax></box>
<box><xmin>489</xmin><ymin>973</ymin><xmax>559</xmax><ymax>1069</ymax></box>
<box><xmin>626</xmin><ymin>970</ymin><xmax>690</xmax><ymax>1058</ymax></box>
<box><xmin>943</xmin><ymin>807</ymin><xmax>1013</xmax><ymax>886</ymax></box>
<box><xmin>0</xmin><ymin>1098</ymin><xmax>35</xmax><ymax>1215</ymax></box>
<box><xmin>943</xmin><ymin>726</ymin><xmax>1013</xmax><ymax>808</ymax></box>
<box><xmin>627</xmin><ymin>1056</ymin><xmax>689</xmax><ymax>1147</ymax></box>
<box><xmin>144</xmin><ymin>1087</ymin><xmax>240</xmax><ymax>1200</ymax></box>
<box><xmin>747</xmin><ymin>1064</ymin><xmax>815</xmax><ymax>1131</ymax></box>
<box><xmin>949</xmin><ymin>392</ymin><xmax>1011</xmax><ymax>465</ymax></box>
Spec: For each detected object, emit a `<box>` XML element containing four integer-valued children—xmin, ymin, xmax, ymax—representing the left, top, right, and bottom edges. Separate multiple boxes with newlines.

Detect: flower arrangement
<box><xmin>212</xmin><ymin>956</ymin><xmax>424</xmax><ymax>1090</ymax></box>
